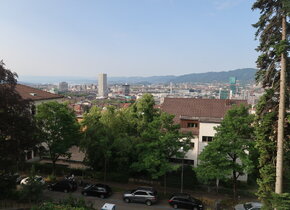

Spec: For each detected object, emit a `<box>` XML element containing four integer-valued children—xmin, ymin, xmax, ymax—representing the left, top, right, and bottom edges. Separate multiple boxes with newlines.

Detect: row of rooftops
<box><xmin>14</xmin><ymin>84</ymin><xmax>247</xmax><ymax>123</ymax></box>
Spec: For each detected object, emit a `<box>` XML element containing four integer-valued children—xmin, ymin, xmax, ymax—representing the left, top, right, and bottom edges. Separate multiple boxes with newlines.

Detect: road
<box><xmin>44</xmin><ymin>189</ymin><xmax>179</xmax><ymax>210</ymax></box>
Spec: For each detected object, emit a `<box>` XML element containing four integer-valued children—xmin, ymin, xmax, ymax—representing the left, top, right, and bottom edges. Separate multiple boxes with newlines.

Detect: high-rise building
<box><xmin>98</xmin><ymin>73</ymin><xmax>108</xmax><ymax>97</ymax></box>
<box><xmin>122</xmin><ymin>84</ymin><xmax>130</xmax><ymax>96</ymax></box>
<box><xmin>229</xmin><ymin>77</ymin><xmax>237</xmax><ymax>95</ymax></box>
<box><xmin>59</xmin><ymin>82</ymin><xmax>68</xmax><ymax>92</ymax></box>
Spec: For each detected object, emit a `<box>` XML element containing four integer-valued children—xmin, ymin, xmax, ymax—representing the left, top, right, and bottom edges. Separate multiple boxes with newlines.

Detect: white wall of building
<box><xmin>198</xmin><ymin>122</ymin><xmax>219</xmax><ymax>155</ymax></box>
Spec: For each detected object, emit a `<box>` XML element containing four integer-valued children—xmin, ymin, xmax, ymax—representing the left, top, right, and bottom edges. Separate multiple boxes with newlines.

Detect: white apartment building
<box><xmin>161</xmin><ymin>98</ymin><xmax>248</xmax><ymax>167</ymax></box>
<box><xmin>98</xmin><ymin>73</ymin><xmax>108</xmax><ymax>97</ymax></box>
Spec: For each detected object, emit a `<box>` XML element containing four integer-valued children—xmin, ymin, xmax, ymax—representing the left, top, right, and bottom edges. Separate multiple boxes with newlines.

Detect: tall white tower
<box><xmin>98</xmin><ymin>73</ymin><xmax>108</xmax><ymax>97</ymax></box>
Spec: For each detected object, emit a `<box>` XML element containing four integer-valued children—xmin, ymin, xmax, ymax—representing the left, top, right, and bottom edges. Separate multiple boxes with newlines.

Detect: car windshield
<box><xmin>35</xmin><ymin>177</ymin><xmax>42</xmax><ymax>181</ymax></box>
<box><xmin>244</xmin><ymin>203</ymin><xmax>253</xmax><ymax>210</ymax></box>
<box><xmin>84</xmin><ymin>184</ymin><xmax>92</xmax><ymax>190</ymax></box>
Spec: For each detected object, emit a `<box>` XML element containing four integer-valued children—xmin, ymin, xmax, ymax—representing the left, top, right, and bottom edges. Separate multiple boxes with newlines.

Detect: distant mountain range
<box><xmin>19</xmin><ymin>68</ymin><xmax>257</xmax><ymax>85</ymax></box>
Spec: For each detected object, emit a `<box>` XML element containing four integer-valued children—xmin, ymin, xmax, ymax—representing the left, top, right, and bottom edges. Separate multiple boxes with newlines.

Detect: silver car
<box><xmin>123</xmin><ymin>187</ymin><xmax>158</xmax><ymax>206</ymax></box>
<box><xmin>234</xmin><ymin>202</ymin><xmax>262</xmax><ymax>210</ymax></box>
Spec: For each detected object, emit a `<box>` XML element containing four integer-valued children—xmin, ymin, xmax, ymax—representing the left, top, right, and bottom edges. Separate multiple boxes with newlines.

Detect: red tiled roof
<box><xmin>161</xmin><ymin>98</ymin><xmax>248</xmax><ymax>123</ymax></box>
<box><xmin>15</xmin><ymin>84</ymin><xmax>64</xmax><ymax>101</ymax></box>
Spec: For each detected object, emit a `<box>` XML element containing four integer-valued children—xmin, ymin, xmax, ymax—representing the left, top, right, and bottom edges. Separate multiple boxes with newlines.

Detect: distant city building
<box><xmin>219</xmin><ymin>88</ymin><xmax>229</xmax><ymax>99</ymax></box>
<box><xmin>98</xmin><ymin>73</ymin><xmax>108</xmax><ymax>97</ymax></box>
<box><xmin>122</xmin><ymin>84</ymin><xmax>130</xmax><ymax>96</ymax></box>
<box><xmin>229</xmin><ymin>77</ymin><xmax>237</xmax><ymax>95</ymax></box>
<box><xmin>59</xmin><ymin>82</ymin><xmax>68</xmax><ymax>92</ymax></box>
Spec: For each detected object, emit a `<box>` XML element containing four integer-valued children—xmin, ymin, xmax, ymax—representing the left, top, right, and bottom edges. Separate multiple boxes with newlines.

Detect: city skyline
<box><xmin>1</xmin><ymin>0</ymin><xmax>259</xmax><ymax>77</ymax></box>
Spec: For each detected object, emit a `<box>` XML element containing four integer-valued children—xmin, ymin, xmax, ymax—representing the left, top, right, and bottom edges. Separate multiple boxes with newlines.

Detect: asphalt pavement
<box><xmin>44</xmin><ymin>189</ymin><xmax>178</xmax><ymax>210</ymax></box>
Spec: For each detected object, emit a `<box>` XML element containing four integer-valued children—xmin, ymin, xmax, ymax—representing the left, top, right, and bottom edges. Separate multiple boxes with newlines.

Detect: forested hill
<box><xmin>109</xmin><ymin>68</ymin><xmax>257</xmax><ymax>84</ymax></box>
<box><xmin>170</xmin><ymin>68</ymin><xmax>257</xmax><ymax>84</ymax></box>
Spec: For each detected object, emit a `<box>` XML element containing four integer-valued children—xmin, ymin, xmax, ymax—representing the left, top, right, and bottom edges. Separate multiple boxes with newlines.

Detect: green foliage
<box><xmin>129</xmin><ymin>94</ymin><xmax>191</xmax><ymax>179</ymax></box>
<box><xmin>272</xmin><ymin>193</ymin><xmax>290</xmax><ymax>210</ymax></box>
<box><xmin>0</xmin><ymin>60</ymin><xmax>37</xmax><ymax>174</ymax></box>
<box><xmin>32</xmin><ymin>196</ymin><xmax>94</xmax><ymax>210</ymax></box>
<box><xmin>81</xmin><ymin>94</ymin><xmax>191</xmax><ymax>181</ymax></box>
<box><xmin>0</xmin><ymin>173</ymin><xmax>17</xmax><ymax>199</ymax></box>
<box><xmin>252</xmin><ymin>0</ymin><xmax>290</xmax><ymax>208</ymax></box>
<box><xmin>19</xmin><ymin>165</ymin><xmax>44</xmax><ymax>203</ymax></box>
<box><xmin>35</xmin><ymin>101</ymin><xmax>81</xmax><ymax>174</ymax></box>
<box><xmin>195</xmin><ymin>105</ymin><xmax>254</xmax><ymax>198</ymax></box>
<box><xmin>81</xmin><ymin>105</ymin><xmax>134</xmax><ymax>181</ymax></box>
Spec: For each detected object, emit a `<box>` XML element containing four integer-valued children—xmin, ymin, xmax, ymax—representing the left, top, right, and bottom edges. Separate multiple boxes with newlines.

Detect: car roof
<box><xmin>247</xmin><ymin>202</ymin><xmax>262</xmax><ymax>207</ymax></box>
<box><xmin>172</xmin><ymin>193</ymin><xmax>190</xmax><ymax>196</ymax></box>
<box><xmin>95</xmin><ymin>183</ymin><xmax>110</xmax><ymax>188</ymax></box>
<box><xmin>136</xmin><ymin>186</ymin><xmax>156</xmax><ymax>191</ymax></box>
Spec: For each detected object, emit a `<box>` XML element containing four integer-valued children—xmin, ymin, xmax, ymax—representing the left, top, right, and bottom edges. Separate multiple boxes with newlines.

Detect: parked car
<box><xmin>101</xmin><ymin>203</ymin><xmax>116</xmax><ymax>210</ymax></box>
<box><xmin>168</xmin><ymin>193</ymin><xmax>203</xmax><ymax>210</ymax></box>
<box><xmin>123</xmin><ymin>186</ymin><xmax>158</xmax><ymax>206</ymax></box>
<box><xmin>234</xmin><ymin>202</ymin><xmax>262</xmax><ymax>210</ymax></box>
<box><xmin>47</xmin><ymin>180</ymin><xmax>77</xmax><ymax>193</ymax></box>
<box><xmin>20</xmin><ymin>175</ymin><xmax>45</xmax><ymax>185</ymax></box>
<box><xmin>82</xmin><ymin>184</ymin><xmax>112</xmax><ymax>198</ymax></box>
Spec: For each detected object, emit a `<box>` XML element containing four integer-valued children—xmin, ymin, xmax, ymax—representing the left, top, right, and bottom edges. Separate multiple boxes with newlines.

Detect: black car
<box><xmin>123</xmin><ymin>186</ymin><xmax>158</xmax><ymax>206</ymax></box>
<box><xmin>81</xmin><ymin>184</ymin><xmax>112</xmax><ymax>198</ymax></box>
<box><xmin>168</xmin><ymin>193</ymin><xmax>203</xmax><ymax>210</ymax></box>
<box><xmin>48</xmin><ymin>180</ymin><xmax>77</xmax><ymax>193</ymax></box>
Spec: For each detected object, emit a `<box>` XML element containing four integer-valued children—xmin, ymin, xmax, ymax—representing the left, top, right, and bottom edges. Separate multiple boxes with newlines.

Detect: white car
<box><xmin>20</xmin><ymin>175</ymin><xmax>45</xmax><ymax>185</ymax></box>
<box><xmin>234</xmin><ymin>202</ymin><xmax>262</xmax><ymax>210</ymax></box>
<box><xmin>101</xmin><ymin>203</ymin><xmax>116</xmax><ymax>210</ymax></box>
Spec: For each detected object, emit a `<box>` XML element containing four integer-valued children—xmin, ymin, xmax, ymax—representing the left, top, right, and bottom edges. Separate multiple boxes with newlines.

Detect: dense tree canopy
<box><xmin>195</xmin><ymin>105</ymin><xmax>254</xmax><ymax>199</ymax></box>
<box><xmin>0</xmin><ymin>60</ymin><xmax>36</xmax><ymax>173</ymax></box>
<box><xmin>81</xmin><ymin>106</ymin><xmax>133</xmax><ymax>180</ymax></box>
<box><xmin>35</xmin><ymin>101</ymin><xmax>80</xmax><ymax>174</ymax></box>
<box><xmin>81</xmin><ymin>94</ymin><xmax>191</xmax><ymax>182</ymax></box>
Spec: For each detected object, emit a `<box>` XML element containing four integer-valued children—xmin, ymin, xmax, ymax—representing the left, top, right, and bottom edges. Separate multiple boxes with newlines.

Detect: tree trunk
<box><xmin>216</xmin><ymin>178</ymin><xmax>219</xmax><ymax>193</ymax></box>
<box><xmin>233</xmin><ymin>170</ymin><xmax>237</xmax><ymax>200</ymax></box>
<box><xmin>275</xmin><ymin>14</ymin><xmax>287</xmax><ymax>195</ymax></box>
<box><xmin>52</xmin><ymin>160</ymin><xmax>56</xmax><ymax>176</ymax></box>
<box><xmin>104</xmin><ymin>158</ymin><xmax>107</xmax><ymax>182</ymax></box>
<box><xmin>164</xmin><ymin>173</ymin><xmax>167</xmax><ymax>195</ymax></box>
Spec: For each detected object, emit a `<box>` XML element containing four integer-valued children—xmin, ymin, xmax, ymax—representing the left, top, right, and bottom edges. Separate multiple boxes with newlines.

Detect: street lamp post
<box><xmin>180</xmin><ymin>146</ymin><xmax>184</xmax><ymax>193</ymax></box>
<box><xmin>181</xmin><ymin>158</ymin><xmax>184</xmax><ymax>193</ymax></box>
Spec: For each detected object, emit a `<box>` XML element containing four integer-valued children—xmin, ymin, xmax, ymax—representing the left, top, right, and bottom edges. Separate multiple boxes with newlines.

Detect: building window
<box><xmin>187</xmin><ymin>123</ymin><xmax>198</xmax><ymax>128</ymax></box>
<box><xmin>202</xmin><ymin>136</ymin><xmax>214</xmax><ymax>142</ymax></box>
<box><xmin>190</xmin><ymin>142</ymin><xmax>195</xmax><ymax>148</ymax></box>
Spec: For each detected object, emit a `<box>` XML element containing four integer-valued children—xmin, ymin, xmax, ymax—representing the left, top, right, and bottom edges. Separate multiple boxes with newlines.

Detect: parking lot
<box><xmin>44</xmin><ymin>188</ymin><xmax>178</xmax><ymax>210</ymax></box>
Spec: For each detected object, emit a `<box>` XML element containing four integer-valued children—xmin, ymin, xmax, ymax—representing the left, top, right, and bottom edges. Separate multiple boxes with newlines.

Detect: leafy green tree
<box><xmin>0</xmin><ymin>60</ymin><xmax>37</xmax><ymax>173</ymax></box>
<box><xmin>35</xmin><ymin>101</ymin><xmax>80</xmax><ymax>174</ymax></box>
<box><xmin>130</xmin><ymin>94</ymin><xmax>191</xmax><ymax>185</ymax></box>
<box><xmin>252</xmin><ymin>0</ymin><xmax>290</xmax><ymax>207</ymax></box>
<box><xmin>195</xmin><ymin>105</ymin><xmax>254</xmax><ymax>199</ymax></box>
<box><xmin>81</xmin><ymin>106</ymin><xmax>133</xmax><ymax>180</ymax></box>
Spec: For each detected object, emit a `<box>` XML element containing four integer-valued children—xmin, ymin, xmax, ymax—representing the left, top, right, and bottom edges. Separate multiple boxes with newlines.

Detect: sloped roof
<box><xmin>161</xmin><ymin>98</ymin><xmax>248</xmax><ymax>123</ymax></box>
<box><xmin>15</xmin><ymin>84</ymin><xmax>63</xmax><ymax>101</ymax></box>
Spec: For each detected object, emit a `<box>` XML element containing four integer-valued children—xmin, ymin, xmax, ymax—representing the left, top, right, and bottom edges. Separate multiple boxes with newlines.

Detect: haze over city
<box><xmin>0</xmin><ymin>0</ymin><xmax>259</xmax><ymax>78</ymax></box>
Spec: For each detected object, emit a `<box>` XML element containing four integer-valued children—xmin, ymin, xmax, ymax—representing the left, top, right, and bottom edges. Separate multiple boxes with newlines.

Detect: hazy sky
<box><xmin>0</xmin><ymin>0</ymin><xmax>260</xmax><ymax>78</ymax></box>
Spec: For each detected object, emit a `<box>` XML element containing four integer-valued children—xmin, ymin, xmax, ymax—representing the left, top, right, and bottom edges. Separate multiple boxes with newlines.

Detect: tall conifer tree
<box><xmin>252</xmin><ymin>0</ymin><xmax>290</xmax><ymax>208</ymax></box>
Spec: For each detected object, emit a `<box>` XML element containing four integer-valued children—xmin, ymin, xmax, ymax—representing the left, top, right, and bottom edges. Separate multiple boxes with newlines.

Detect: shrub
<box><xmin>18</xmin><ymin>165</ymin><xmax>44</xmax><ymax>203</ymax></box>
<box><xmin>32</xmin><ymin>196</ymin><xmax>95</xmax><ymax>210</ymax></box>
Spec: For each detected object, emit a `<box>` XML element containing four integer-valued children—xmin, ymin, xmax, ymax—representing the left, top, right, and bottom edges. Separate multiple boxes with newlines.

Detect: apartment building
<box><xmin>161</xmin><ymin>98</ymin><xmax>247</xmax><ymax>167</ymax></box>
<box><xmin>15</xmin><ymin>84</ymin><xmax>64</xmax><ymax>161</ymax></box>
